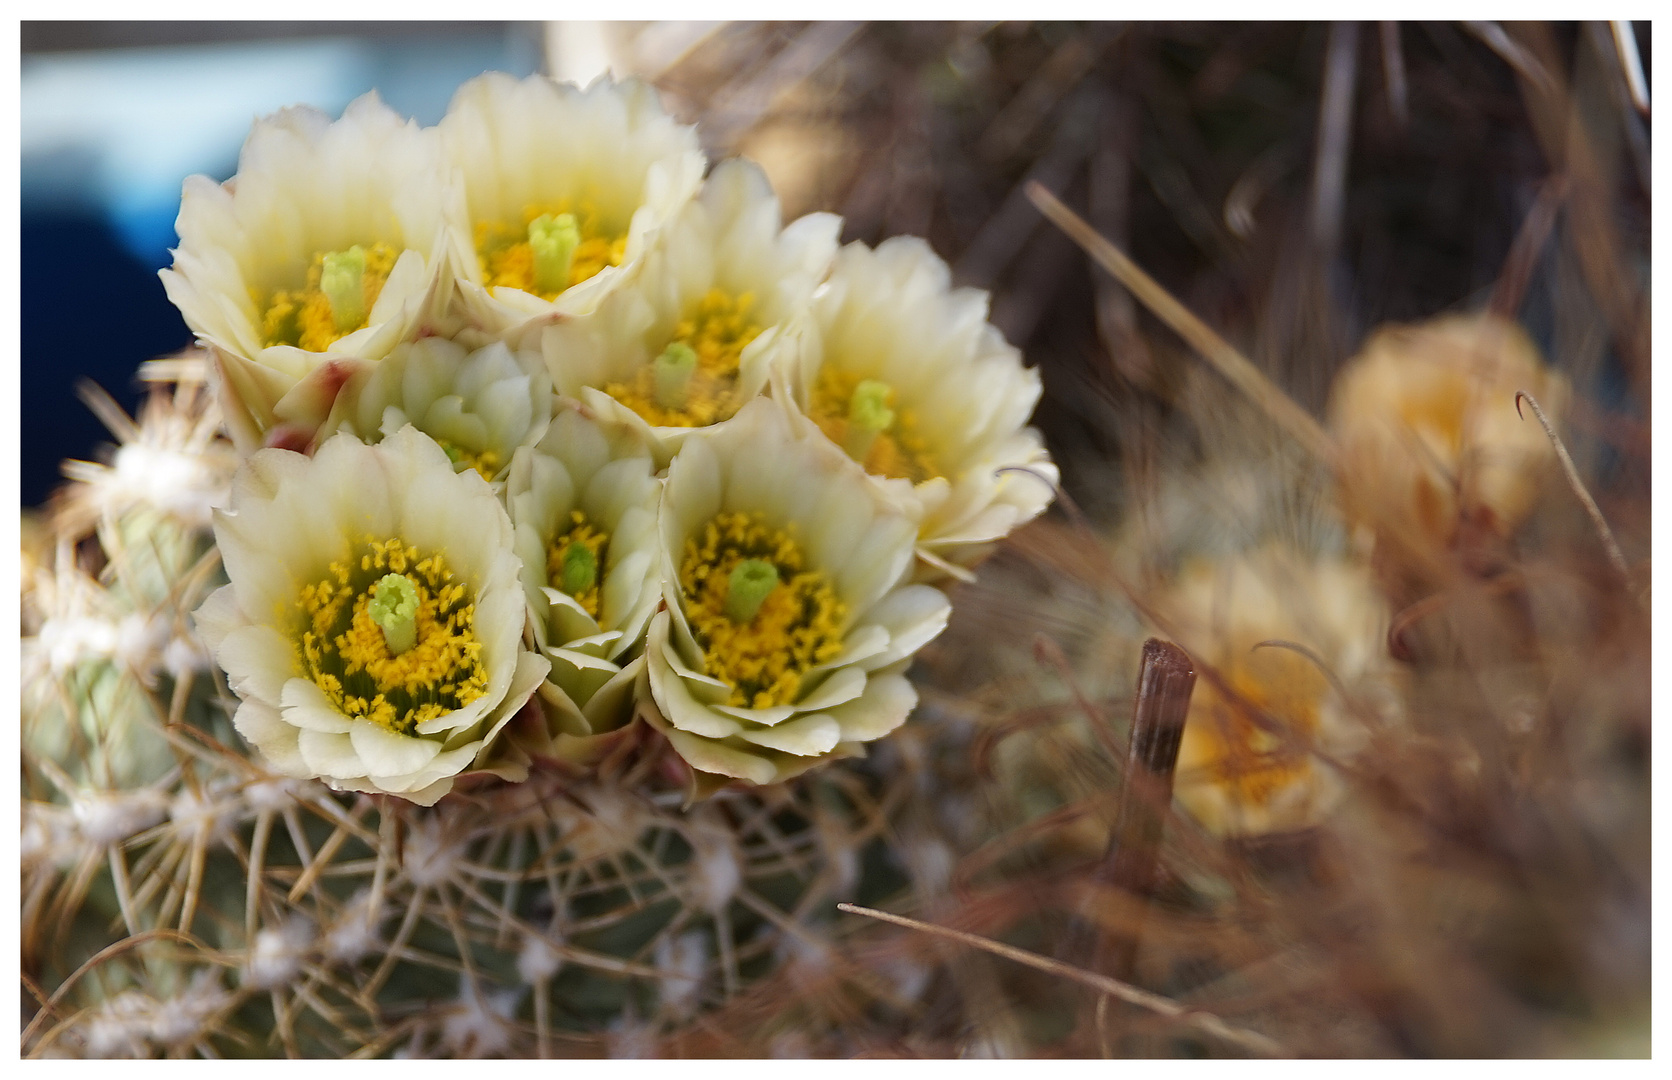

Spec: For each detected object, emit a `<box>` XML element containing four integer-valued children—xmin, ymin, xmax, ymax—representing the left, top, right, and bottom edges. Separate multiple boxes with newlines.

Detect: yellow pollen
<box><xmin>437</xmin><ymin>441</ymin><xmax>504</xmax><ymax>483</ymax></box>
<box><xmin>1182</xmin><ymin>650</ymin><xmax>1325</xmax><ymax>810</ymax></box>
<box><xmin>603</xmin><ymin>289</ymin><xmax>764</xmax><ymax>428</ymax></box>
<box><xmin>294</xmin><ymin>536</ymin><xmax>487</xmax><ymax>735</ymax></box>
<box><xmin>808</xmin><ymin>368</ymin><xmax>940</xmax><ymax>483</ymax></box>
<box><xmin>475</xmin><ymin>201</ymin><xmax>625</xmax><ymax>300</ymax></box>
<box><xmin>679</xmin><ymin>511</ymin><xmax>845</xmax><ymax>709</ymax></box>
<box><xmin>259</xmin><ymin>241</ymin><xmax>400</xmax><ymax>352</ymax></box>
<box><xmin>545</xmin><ymin>510</ymin><xmax>610</xmax><ymax>619</ymax></box>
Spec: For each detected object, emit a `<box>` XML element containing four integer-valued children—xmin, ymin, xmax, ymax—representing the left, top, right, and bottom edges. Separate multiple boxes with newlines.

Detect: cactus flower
<box><xmin>644</xmin><ymin>398</ymin><xmax>951</xmax><ymax>790</ymax></box>
<box><xmin>194</xmin><ymin>426</ymin><xmax>548</xmax><ymax>805</ymax></box>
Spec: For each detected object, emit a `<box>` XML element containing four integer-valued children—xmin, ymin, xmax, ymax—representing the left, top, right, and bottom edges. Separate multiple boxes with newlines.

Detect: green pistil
<box><xmin>653</xmin><ymin>341</ymin><xmax>699</xmax><ymax>410</ymax></box>
<box><xmin>844</xmin><ymin>380</ymin><xmax>895</xmax><ymax>463</ymax></box>
<box><xmin>560</xmin><ymin>542</ymin><xmax>598</xmax><ymax>598</ymax></box>
<box><xmin>724</xmin><ymin>559</ymin><xmax>779</xmax><ymax>624</ymax></box>
<box><xmin>439</xmin><ymin>441</ymin><xmax>464</xmax><ymax>464</ymax></box>
<box><xmin>529</xmin><ymin>213</ymin><xmax>580</xmax><ymax>294</ymax></box>
<box><xmin>320</xmin><ymin>246</ymin><xmax>368</xmax><ymax>331</ymax></box>
<box><xmin>368</xmin><ymin>573</ymin><xmax>419</xmax><ymax>655</ymax></box>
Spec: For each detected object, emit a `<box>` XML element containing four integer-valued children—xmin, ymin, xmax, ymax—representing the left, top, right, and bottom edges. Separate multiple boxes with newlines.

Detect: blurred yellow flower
<box><xmin>1328</xmin><ymin>312</ymin><xmax>1569</xmax><ymax>569</ymax></box>
<box><xmin>1160</xmin><ymin>547</ymin><xmax>1400</xmax><ymax>838</ymax></box>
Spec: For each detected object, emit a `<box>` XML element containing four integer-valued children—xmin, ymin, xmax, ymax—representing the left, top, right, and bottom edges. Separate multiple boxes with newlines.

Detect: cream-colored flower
<box><xmin>504</xmin><ymin>407</ymin><xmax>662</xmax><ymax>758</ymax></box>
<box><xmin>194</xmin><ymin>426</ymin><xmax>549</xmax><ymax>805</ymax></box>
<box><xmin>1158</xmin><ymin>546</ymin><xmax>1400</xmax><ymax>838</ymax></box>
<box><xmin>160</xmin><ymin>92</ymin><xmax>455</xmax><ymax>453</ymax></box>
<box><xmin>788</xmin><ymin>237</ymin><xmax>1057</xmax><ymax>579</ymax></box>
<box><xmin>438</xmin><ymin>73</ymin><xmax>705</xmax><ymax>338</ymax></box>
<box><xmin>319</xmin><ymin>337</ymin><xmax>552</xmax><ymax>486</ymax></box>
<box><xmin>645</xmin><ymin>398</ymin><xmax>951</xmax><ymax>790</ymax></box>
<box><xmin>1328</xmin><ymin>312</ymin><xmax>1569</xmax><ymax>565</ymax></box>
<box><xmin>540</xmin><ymin>157</ymin><xmax>840</xmax><ymax>462</ymax></box>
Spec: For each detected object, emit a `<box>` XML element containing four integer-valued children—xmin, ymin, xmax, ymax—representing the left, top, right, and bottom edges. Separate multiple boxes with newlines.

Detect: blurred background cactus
<box><xmin>22</xmin><ymin>20</ymin><xmax>1649</xmax><ymax>1058</ymax></box>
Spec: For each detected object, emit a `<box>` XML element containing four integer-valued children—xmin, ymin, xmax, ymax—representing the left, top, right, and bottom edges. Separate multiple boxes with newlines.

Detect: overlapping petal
<box><xmin>319</xmin><ymin>337</ymin><xmax>551</xmax><ymax>487</ymax></box>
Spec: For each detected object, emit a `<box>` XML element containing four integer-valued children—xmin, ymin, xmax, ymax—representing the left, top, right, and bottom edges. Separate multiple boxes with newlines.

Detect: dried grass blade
<box><xmin>836</xmin><ymin>902</ymin><xmax>1285</xmax><ymax>1056</ymax></box>
<box><xmin>1515</xmin><ymin>391</ymin><xmax>1641</xmax><ymax>607</ymax></box>
<box><xmin>1025</xmin><ymin>181</ymin><xmax>1335</xmax><ymax>464</ymax></box>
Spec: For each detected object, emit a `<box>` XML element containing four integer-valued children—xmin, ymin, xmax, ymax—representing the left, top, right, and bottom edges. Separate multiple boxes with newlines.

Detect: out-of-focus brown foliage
<box><xmin>603</xmin><ymin>21</ymin><xmax>1649</xmax><ymax>1057</ymax></box>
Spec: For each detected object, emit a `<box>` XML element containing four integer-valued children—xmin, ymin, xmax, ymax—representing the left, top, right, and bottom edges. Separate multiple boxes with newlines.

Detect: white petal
<box><xmin>296</xmin><ymin>729</ymin><xmax>363</xmax><ymax>779</ymax></box>
<box><xmin>824</xmin><ymin>671</ymin><xmax>917</xmax><ymax>743</ymax></box>
<box><xmin>791</xmin><ymin>665</ymin><xmax>868</xmax><ymax>712</ymax></box>
<box><xmin>738</xmin><ymin>713</ymin><xmax>840</xmax><ymax>756</ymax></box>
<box><xmin>349</xmin><ymin>722</ymin><xmax>442</xmax><ymax>778</ymax></box>
<box><xmin>660</xmin><ymin>728</ymin><xmax>776</xmax><ymax>786</ymax></box>
<box><xmin>647</xmin><ymin>637</ymin><xmax>743</xmax><ymax>739</ymax></box>
<box><xmin>216</xmin><ymin>624</ymin><xmax>297</xmax><ymax>704</ymax></box>
<box><xmin>232</xmin><ymin>699</ymin><xmax>308</xmax><ymax>777</ymax></box>
<box><xmin>279</xmin><ymin>679</ymin><xmax>354</xmax><ymax>734</ymax></box>
<box><xmin>856</xmin><ymin>584</ymin><xmax>952</xmax><ymax>671</ymax></box>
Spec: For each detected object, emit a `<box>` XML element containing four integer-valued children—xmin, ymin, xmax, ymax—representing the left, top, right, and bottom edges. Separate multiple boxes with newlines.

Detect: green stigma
<box><xmin>320</xmin><ymin>246</ymin><xmax>368</xmax><ymax>332</ymax></box>
<box><xmin>368</xmin><ymin>573</ymin><xmax>419</xmax><ymax>655</ymax></box>
<box><xmin>560</xmin><ymin>541</ymin><xmax>598</xmax><ymax>598</ymax></box>
<box><xmin>529</xmin><ymin>213</ymin><xmax>580</xmax><ymax>295</ymax></box>
<box><xmin>653</xmin><ymin>341</ymin><xmax>699</xmax><ymax>410</ymax></box>
<box><xmin>844</xmin><ymin>380</ymin><xmax>896</xmax><ymax>463</ymax></box>
<box><xmin>724</xmin><ymin>559</ymin><xmax>780</xmax><ymax>624</ymax></box>
<box><xmin>438</xmin><ymin>441</ymin><xmax>464</xmax><ymax>464</ymax></box>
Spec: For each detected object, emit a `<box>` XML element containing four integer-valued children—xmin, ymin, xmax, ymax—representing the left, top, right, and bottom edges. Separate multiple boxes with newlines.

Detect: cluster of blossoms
<box><xmin>168</xmin><ymin>74</ymin><xmax>1055</xmax><ymax>805</ymax></box>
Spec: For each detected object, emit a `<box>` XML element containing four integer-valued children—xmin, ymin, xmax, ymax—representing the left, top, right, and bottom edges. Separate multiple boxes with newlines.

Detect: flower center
<box><xmin>679</xmin><ymin>512</ymin><xmax>845</xmax><ymax>710</ymax></box>
<box><xmin>436</xmin><ymin>440</ymin><xmax>504</xmax><ymax>483</ymax></box>
<box><xmin>260</xmin><ymin>242</ymin><xmax>400</xmax><ymax>352</ymax></box>
<box><xmin>474</xmin><ymin>202</ymin><xmax>626</xmax><ymax>300</ymax></box>
<box><xmin>1190</xmin><ymin>655</ymin><xmax>1325</xmax><ymax>808</ymax></box>
<box><xmin>808</xmin><ymin>369</ymin><xmax>939</xmax><ymax>483</ymax></box>
<box><xmin>603</xmin><ymin>290</ymin><xmax>763</xmax><ymax>429</ymax></box>
<box><xmin>545</xmin><ymin>510</ymin><xmax>610</xmax><ymax>619</ymax></box>
<box><xmin>295</xmin><ymin>537</ymin><xmax>488</xmax><ymax>735</ymax></box>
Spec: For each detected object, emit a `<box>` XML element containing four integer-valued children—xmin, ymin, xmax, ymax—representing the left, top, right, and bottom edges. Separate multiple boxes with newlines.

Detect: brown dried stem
<box><xmin>1089</xmin><ymin>639</ymin><xmax>1196</xmax><ymax>980</ymax></box>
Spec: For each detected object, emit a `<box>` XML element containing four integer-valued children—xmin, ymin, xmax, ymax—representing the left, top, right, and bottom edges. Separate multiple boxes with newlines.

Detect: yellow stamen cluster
<box><xmin>475</xmin><ymin>201</ymin><xmax>625</xmax><ymax>300</ymax></box>
<box><xmin>679</xmin><ymin>512</ymin><xmax>845</xmax><ymax>709</ymax></box>
<box><xmin>295</xmin><ymin>536</ymin><xmax>488</xmax><ymax>735</ymax></box>
<box><xmin>1187</xmin><ymin>652</ymin><xmax>1324</xmax><ymax>809</ymax></box>
<box><xmin>437</xmin><ymin>441</ymin><xmax>504</xmax><ymax>483</ymax></box>
<box><xmin>545</xmin><ymin>510</ymin><xmax>610</xmax><ymax>619</ymax></box>
<box><xmin>260</xmin><ymin>241</ymin><xmax>400</xmax><ymax>351</ymax></box>
<box><xmin>603</xmin><ymin>289</ymin><xmax>764</xmax><ymax>428</ymax></box>
<box><xmin>808</xmin><ymin>368</ymin><xmax>939</xmax><ymax>483</ymax></box>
